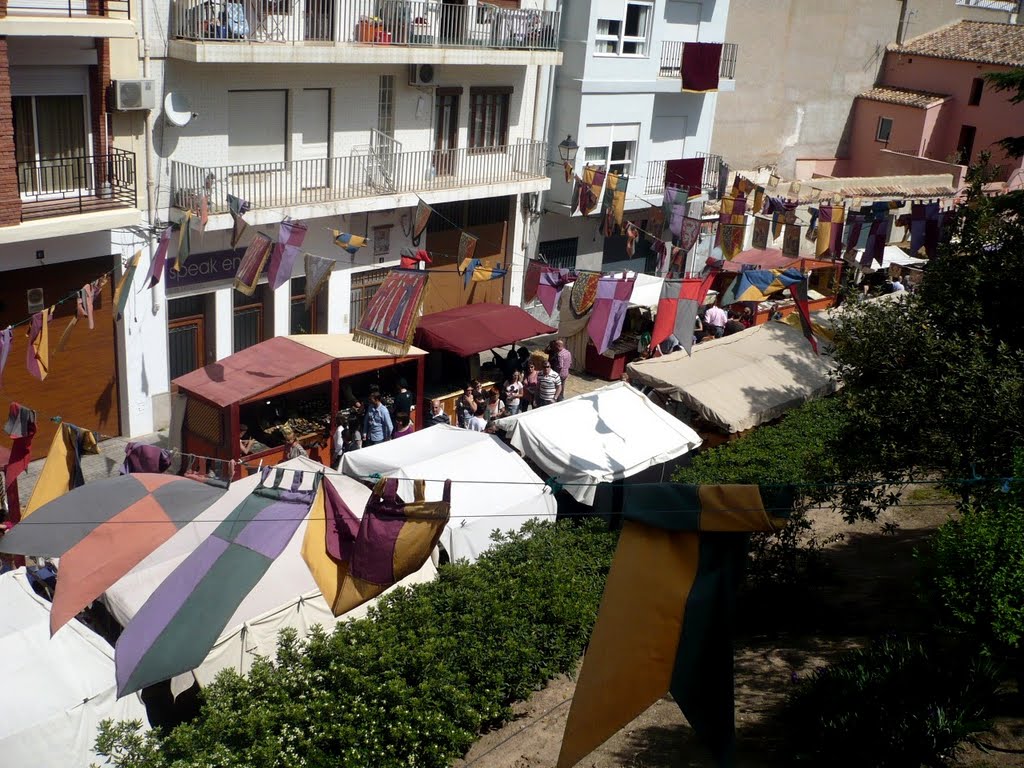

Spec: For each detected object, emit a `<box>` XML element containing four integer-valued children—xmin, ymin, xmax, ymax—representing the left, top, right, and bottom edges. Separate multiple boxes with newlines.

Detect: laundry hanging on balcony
<box><xmin>680</xmin><ymin>42</ymin><xmax>723</xmax><ymax>93</ymax></box>
<box><xmin>269</xmin><ymin>219</ymin><xmax>308</xmax><ymax>289</ymax></box>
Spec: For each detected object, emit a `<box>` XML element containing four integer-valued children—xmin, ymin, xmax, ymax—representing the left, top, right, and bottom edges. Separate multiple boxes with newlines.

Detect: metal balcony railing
<box><xmin>17</xmin><ymin>148</ymin><xmax>137</xmax><ymax>221</ymax></box>
<box><xmin>644</xmin><ymin>160</ymin><xmax>666</xmax><ymax>196</ymax></box>
<box><xmin>171</xmin><ymin>0</ymin><xmax>560</xmax><ymax>50</ymax></box>
<box><xmin>697</xmin><ymin>151</ymin><xmax>724</xmax><ymax>199</ymax></box>
<box><xmin>3</xmin><ymin>0</ymin><xmax>130</xmax><ymax>18</ymax></box>
<box><xmin>171</xmin><ymin>138</ymin><xmax>547</xmax><ymax>214</ymax></box>
<box><xmin>643</xmin><ymin>156</ymin><xmax>723</xmax><ymax>197</ymax></box>
<box><xmin>658</xmin><ymin>41</ymin><xmax>738</xmax><ymax>79</ymax></box>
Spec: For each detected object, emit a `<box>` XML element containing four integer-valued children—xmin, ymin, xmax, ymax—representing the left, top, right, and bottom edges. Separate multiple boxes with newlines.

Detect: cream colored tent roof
<box><xmin>626</xmin><ymin>321</ymin><xmax>838</xmax><ymax>433</ymax></box>
<box><xmin>287</xmin><ymin>333</ymin><xmax>427</xmax><ymax>358</ymax></box>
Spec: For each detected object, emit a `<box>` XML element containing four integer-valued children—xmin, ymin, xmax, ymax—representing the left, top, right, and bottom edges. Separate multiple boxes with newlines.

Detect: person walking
<box><xmin>704</xmin><ymin>303</ymin><xmax>728</xmax><ymax>338</ymax></box>
<box><xmin>363</xmin><ymin>392</ymin><xmax>393</xmax><ymax>446</ymax></box>
<box><xmin>553</xmin><ymin>339</ymin><xmax>572</xmax><ymax>401</ymax></box>
<box><xmin>536</xmin><ymin>361</ymin><xmax>562</xmax><ymax>406</ymax></box>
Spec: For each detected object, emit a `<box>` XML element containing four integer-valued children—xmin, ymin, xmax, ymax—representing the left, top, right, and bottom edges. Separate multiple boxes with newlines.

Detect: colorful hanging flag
<box><xmin>680</xmin><ymin>41</ymin><xmax>723</xmax><ymax>93</ymax></box>
<box><xmin>861</xmin><ymin>217</ymin><xmax>890</xmax><ymax>268</ymax></box>
<box><xmin>720</xmin><ymin>267</ymin><xmax>805</xmax><ymax>305</ymax></box>
<box><xmin>653</xmin><ymin>239</ymin><xmax>668</xmax><ymax>275</ymax></box>
<box><xmin>472</xmin><ymin>263</ymin><xmax>507</xmax><ymax>282</ymax></box>
<box><xmin>731</xmin><ymin>176</ymin><xmax>754</xmax><ymax>196</ymax></box>
<box><xmin>569</xmin><ymin>272</ymin><xmax>601</xmax><ymax>318</ymax></box>
<box><xmin>789</xmin><ymin>279</ymin><xmax>818</xmax><ymax>354</ymax></box>
<box><xmin>669</xmin><ymin>245</ymin><xmax>685</xmax><ymax>276</ymax></box>
<box><xmin>460</xmin><ymin>257</ymin><xmax>482</xmax><ymax>288</ymax></box>
<box><xmin>805</xmin><ymin>208</ymin><xmax>819</xmax><ymax>241</ymax></box>
<box><xmin>353</xmin><ymin>268</ymin><xmax>429</xmax><ymax>356</ymax></box>
<box><xmin>399</xmin><ymin>247</ymin><xmax>432</xmax><ymax>270</ymax></box>
<box><xmin>174</xmin><ymin>212</ymin><xmax>193</xmax><ymax>272</ymax></box>
<box><xmin>715</xmin><ymin>196</ymin><xmax>746</xmax><ymax>247</ymax></box>
<box><xmin>664</xmin><ymin>158</ymin><xmax>706</xmax><ymax>197</ymax></box>
<box><xmin>720</xmin><ymin>217</ymin><xmax>746</xmax><ymax>259</ymax></box>
<box><xmin>625</xmin><ymin>223</ymin><xmax>638</xmax><ymax>257</ymax></box>
<box><xmin>570</xmin><ymin>176</ymin><xmax>582</xmax><ymax>215</ymax></box>
<box><xmin>412</xmin><ymin>200</ymin><xmax>432</xmax><ymax>245</ymax></box>
<box><xmin>304</xmin><ymin>253</ymin><xmax>335</xmax><ymax>310</ymax></box>
<box><xmin>332</xmin><ymin>230</ymin><xmax>368</xmax><ymax>256</ymax></box>
<box><xmin>782</xmin><ymin>222</ymin><xmax>802</xmax><ymax>258</ymax></box>
<box><xmin>269</xmin><ymin>218</ymin><xmax>308</xmax><ymax>289</ymax></box>
<box><xmin>0</xmin><ymin>326</ymin><xmax>11</xmax><ymax>389</ymax></box>
<box><xmin>233</xmin><ymin>232</ymin><xmax>273</xmax><ymax>296</ymax></box>
<box><xmin>924</xmin><ymin>206</ymin><xmax>944</xmax><ymax>259</ymax></box>
<box><xmin>537</xmin><ymin>267</ymin><xmax>573</xmax><ymax>315</ymax></box>
<box><xmin>77</xmin><ymin>282</ymin><xmax>95</xmax><ymax>330</ymax></box>
<box><xmin>23</xmin><ymin>423</ymin><xmax>99</xmax><ymax>519</ymax></box>
<box><xmin>113</xmin><ymin>251</ymin><xmax>142</xmax><ymax>321</ymax></box>
<box><xmin>25</xmin><ymin>312</ymin><xmax>48</xmax><ymax>381</ymax></box>
<box><xmin>114</xmin><ymin>468</ymin><xmax>323</xmax><ymax>696</ymax></box>
<box><xmin>555</xmin><ymin>482</ymin><xmax>793</xmax><ymax>768</ymax></box>
<box><xmin>563</xmin><ymin>161</ymin><xmax>573</xmax><ymax>184</ymax></box>
<box><xmin>602</xmin><ymin>172</ymin><xmax>627</xmax><ymax>231</ymax></box>
<box><xmin>650</xmin><ymin>271</ymin><xmax>717</xmax><ymax>356</ymax></box>
<box><xmin>302</xmin><ymin>477</ymin><xmax>451</xmax><ymax>617</ymax></box>
<box><xmin>844</xmin><ymin>211</ymin><xmax>865</xmax><ymax>256</ymax></box>
<box><xmin>146</xmin><ymin>227</ymin><xmax>172</xmax><ymax>289</ymax></box>
<box><xmin>751</xmin><ymin>216</ymin><xmax>770</xmax><ymax>249</ymax></box>
<box><xmin>752</xmin><ymin>186</ymin><xmax>765</xmax><ymax>218</ymax></box>
<box><xmin>458</xmin><ymin>232</ymin><xmax>478</xmax><ymax>265</ymax></box>
<box><xmin>581</xmin><ymin>166</ymin><xmax>605</xmax><ymax>217</ymax></box>
<box><xmin>524</xmin><ymin>259</ymin><xmax>544</xmax><ymax>304</ymax></box>
<box><xmin>227</xmin><ymin>194</ymin><xmax>250</xmax><ymax>249</ymax></box>
<box><xmin>816</xmin><ymin>204</ymin><xmax>845</xmax><ymax>259</ymax></box>
<box><xmin>909</xmin><ymin>202</ymin><xmax>940</xmax><ymax>258</ymax></box>
<box><xmin>588</xmin><ymin>274</ymin><xmax>637</xmax><ymax>354</ymax></box>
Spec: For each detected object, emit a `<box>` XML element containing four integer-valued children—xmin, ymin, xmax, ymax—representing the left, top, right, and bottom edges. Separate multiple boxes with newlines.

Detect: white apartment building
<box><xmin>536</xmin><ymin>0</ymin><xmax>733</xmax><ymax>273</ymax></box>
<box><xmin>0</xmin><ymin>0</ymin><xmax>560</xmax><ymax>440</ymax></box>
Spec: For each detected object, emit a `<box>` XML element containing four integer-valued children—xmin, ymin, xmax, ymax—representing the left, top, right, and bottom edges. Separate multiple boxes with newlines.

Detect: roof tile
<box><xmin>857</xmin><ymin>86</ymin><xmax>950</xmax><ymax>108</ymax></box>
<box><xmin>889</xmin><ymin>20</ymin><xmax>1024</xmax><ymax>68</ymax></box>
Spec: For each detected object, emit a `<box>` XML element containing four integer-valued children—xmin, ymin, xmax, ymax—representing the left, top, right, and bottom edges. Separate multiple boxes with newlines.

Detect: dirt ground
<box><xmin>454</xmin><ymin>489</ymin><xmax>1024</xmax><ymax>768</ymax></box>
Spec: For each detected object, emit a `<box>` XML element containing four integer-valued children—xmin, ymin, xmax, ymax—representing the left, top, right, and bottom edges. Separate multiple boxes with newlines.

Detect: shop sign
<box><xmin>165</xmin><ymin>248</ymin><xmax>244</xmax><ymax>289</ymax></box>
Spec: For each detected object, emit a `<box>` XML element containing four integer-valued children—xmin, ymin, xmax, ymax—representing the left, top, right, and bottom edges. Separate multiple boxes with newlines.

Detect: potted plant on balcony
<box><xmin>357</xmin><ymin>14</ymin><xmax>383</xmax><ymax>42</ymax></box>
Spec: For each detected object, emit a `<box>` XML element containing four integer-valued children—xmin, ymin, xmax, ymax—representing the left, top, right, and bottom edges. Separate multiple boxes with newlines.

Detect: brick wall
<box><xmin>0</xmin><ymin>38</ymin><xmax>23</xmax><ymax>227</ymax></box>
<box><xmin>90</xmin><ymin>38</ymin><xmax>110</xmax><ymax>183</ymax></box>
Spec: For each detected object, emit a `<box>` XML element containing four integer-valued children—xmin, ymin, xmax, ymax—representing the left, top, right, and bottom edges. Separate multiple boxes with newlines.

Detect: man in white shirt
<box><xmin>704</xmin><ymin>304</ymin><xmax>728</xmax><ymax>338</ymax></box>
<box><xmin>537</xmin><ymin>361</ymin><xmax>562</xmax><ymax>406</ymax></box>
<box><xmin>467</xmin><ymin>403</ymin><xmax>489</xmax><ymax>432</ymax></box>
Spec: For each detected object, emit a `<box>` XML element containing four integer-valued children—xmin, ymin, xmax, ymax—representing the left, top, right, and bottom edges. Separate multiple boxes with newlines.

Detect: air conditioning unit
<box><xmin>113</xmin><ymin>79</ymin><xmax>157</xmax><ymax>111</ymax></box>
<box><xmin>26</xmin><ymin>288</ymin><xmax>45</xmax><ymax>315</ymax></box>
<box><xmin>409</xmin><ymin>64</ymin><xmax>436</xmax><ymax>87</ymax></box>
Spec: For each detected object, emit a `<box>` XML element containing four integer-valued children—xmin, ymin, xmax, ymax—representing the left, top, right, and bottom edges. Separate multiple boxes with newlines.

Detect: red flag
<box><xmin>788</xmin><ymin>280</ymin><xmax>818</xmax><ymax>354</ymax></box>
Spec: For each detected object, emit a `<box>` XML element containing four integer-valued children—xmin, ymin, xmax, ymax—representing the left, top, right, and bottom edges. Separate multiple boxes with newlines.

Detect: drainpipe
<box><xmin>140</xmin><ymin>0</ymin><xmax>155</xmax><ymax>227</ymax></box>
<box><xmin>524</xmin><ymin>3</ymin><xmax>558</xmax><ymax>256</ymax></box>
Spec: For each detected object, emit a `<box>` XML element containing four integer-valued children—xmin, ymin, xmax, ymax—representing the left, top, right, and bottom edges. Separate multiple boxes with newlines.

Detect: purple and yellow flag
<box><xmin>302</xmin><ymin>477</ymin><xmax>450</xmax><ymax>617</ymax></box>
<box><xmin>815</xmin><ymin>204</ymin><xmax>845</xmax><ymax>259</ymax></box>
<box><xmin>581</xmin><ymin>166</ymin><xmax>605</xmax><ymax>217</ymax></box>
<box><xmin>558</xmin><ymin>482</ymin><xmax>793</xmax><ymax>768</ymax></box>
<box><xmin>715</xmin><ymin>196</ymin><xmax>746</xmax><ymax>247</ymax></box>
<box><xmin>332</xmin><ymin>230</ymin><xmax>368</xmax><ymax>256</ymax></box>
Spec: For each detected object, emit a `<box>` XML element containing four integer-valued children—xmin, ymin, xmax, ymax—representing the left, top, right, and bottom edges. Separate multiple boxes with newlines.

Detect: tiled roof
<box><xmin>858</xmin><ymin>86</ymin><xmax>950</xmax><ymax>109</ymax></box>
<box><xmin>889</xmin><ymin>20</ymin><xmax>1024</xmax><ymax>68</ymax></box>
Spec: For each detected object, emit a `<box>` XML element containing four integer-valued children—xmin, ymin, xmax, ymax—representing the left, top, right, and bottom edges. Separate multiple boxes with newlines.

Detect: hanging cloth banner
<box><xmin>227</xmin><ymin>194</ymin><xmax>251</xmax><ymax>249</ymax></box>
<box><xmin>679</xmin><ymin>216</ymin><xmax>703</xmax><ymax>257</ymax></box>
<box><xmin>789</xmin><ymin>280</ymin><xmax>819</xmax><ymax>354</ymax></box>
<box><xmin>715</xmin><ymin>196</ymin><xmax>746</xmax><ymax>247</ymax></box>
<box><xmin>910</xmin><ymin>202</ymin><xmax>940</xmax><ymax>258</ymax></box>
<box><xmin>25</xmin><ymin>312</ymin><xmax>49</xmax><ymax>381</ymax></box>
<box><xmin>412</xmin><ymin>199</ymin><xmax>432</xmax><ymax>244</ymax></box>
<box><xmin>720</xmin><ymin>218</ymin><xmax>746</xmax><ymax>259</ymax></box>
<box><xmin>113</xmin><ymin>251</ymin><xmax>142</xmax><ymax>321</ymax></box>
<box><xmin>302</xmin><ymin>477</ymin><xmax>451</xmax><ymax>617</ymax></box>
<box><xmin>0</xmin><ymin>326</ymin><xmax>11</xmax><ymax>389</ymax></box>
<box><xmin>77</xmin><ymin>282</ymin><xmax>95</xmax><ymax>330</ymax></box>
<box><xmin>352</xmin><ymin>268</ymin><xmax>429</xmax><ymax>356</ymax></box>
<box><xmin>304</xmin><ymin>252</ymin><xmax>335</xmax><ymax>310</ymax></box>
<box><xmin>650</xmin><ymin>271</ymin><xmax>717</xmax><ymax>356</ymax></box>
<box><xmin>653</xmin><ymin>239</ymin><xmax>668</xmax><ymax>275</ymax></box>
<box><xmin>625</xmin><ymin>223</ymin><xmax>638</xmax><ymax>257</ymax></box>
<box><xmin>458</xmin><ymin>231</ymin><xmax>478</xmax><ymax>265</ymax></box>
<box><xmin>570</xmin><ymin>272</ymin><xmax>601</xmax><ymax>318</ymax></box>
<box><xmin>680</xmin><ymin>41</ymin><xmax>723</xmax><ymax>92</ymax></box>
<box><xmin>925</xmin><ymin>206</ymin><xmax>944</xmax><ymax>259</ymax></box>
<box><xmin>332</xmin><ymin>230</ymin><xmax>368</xmax><ymax>256</ymax></box>
<box><xmin>563</xmin><ymin>160</ymin><xmax>574</xmax><ymax>184</ymax></box>
<box><xmin>664</xmin><ymin>158</ymin><xmax>706</xmax><ymax>198</ymax></box>
<box><xmin>195</xmin><ymin>193</ymin><xmax>209</xmax><ymax>233</ymax></box>
<box><xmin>751</xmin><ymin>215</ymin><xmax>771</xmax><ymax>249</ymax></box>
<box><xmin>555</xmin><ymin>482</ymin><xmax>793</xmax><ymax>768</ymax></box>
<box><xmin>588</xmin><ymin>274</ymin><xmax>637</xmax><ymax>355</ymax></box>
<box><xmin>844</xmin><ymin>211</ymin><xmax>865</xmax><ymax>255</ymax></box>
<box><xmin>269</xmin><ymin>218</ymin><xmax>308</xmax><ymax>289</ymax></box>
<box><xmin>816</xmin><ymin>204</ymin><xmax>845</xmax><ymax>258</ymax></box>
<box><xmin>782</xmin><ymin>222</ymin><xmax>802</xmax><ymax>258</ymax></box>
<box><xmin>731</xmin><ymin>175</ymin><xmax>754</xmax><ymax>197</ymax></box>
<box><xmin>524</xmin><ymin>259</ymin><xmax>544</xmax><ymax>304</ymax></box>
<box><xmin>610</xmin><ymin>174</ymin><xmax>628</xmax><ymax>230</ymax></box>
<box><xmin>752</xmin><ymin>186</ymin><xmax>765</xmax><ymax>218</ymax></box>
<box><xmin>570</xmin><ymin>175</ymin><xmax>582</xmax><ymax>215</ymax></box>
<box><xmin>861</xmin><ymin>217</ymin><xmax>890</xmax><ymax>268</ymax></box>
<box><xmin>23</xmin><ymin>423</ymin><xmax>98</xmax><ymax>518</ymax></box>
<box><xmin>472</xmin><ymin>263</ymin><xmax>507</xmax><ymax>282</ymax></box>
<box><xmin>174</xmin><ymin>212</ymin><xmax>193</xmax><ymax>272</ymax></box>
<box><xmin>146</xmin><ymin>227</ymin><xmax>173</xmax><ymax>289</ymax></box>
<box><xmin>580</xmin><ymin>166</ymin><xmax>605</xmax><ymax>217</ymax></box>
<box><xmin>399</xmin><ymin>247</ymin><xmax>432</xmax><ymax>270</ymax></box>
<box><xmin>459</xmin><ymin>258</ymin><xmax>482</xmax><ymax>289</ymax></box>
<box><xmin>233</xmin><ymin>232</ymin><xmax>273</xmax><ymax>296</ymax></box>
<box><xmin>537</xmin><ymin>267</ymin><xmax>574</xmax><ymax>315</ymax></box>
<box><xmin>668</xmin><ymin>245</ymin><xmax>685</xmax><ymax>276</ymax></box>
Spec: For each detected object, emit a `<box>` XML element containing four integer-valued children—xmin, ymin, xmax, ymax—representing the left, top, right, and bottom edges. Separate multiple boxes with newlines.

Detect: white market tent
<box><xmin>850</xmin><ymin>245</ymin><xmax>927</xmax><ymax>272</ymax></box>
<box><xmin>341</xmin><ymin>425</ymin><xmax>556</xmax><ymax>563</ymax></box>
<box><xmin>628</xmin><ymin>273</ymin><xmax>664</xmax><ymax>309</ymax></box>
<box><xmin>494</xmin><ymin>382</ymin><xmax>703</xmax><ymax>505</ymax></box>
<box><xmin>627</xmin><ymin>321</ymin><xmax>839</xmax><ymax>434</ymax></box>
<box><xmin>104</xmin><ymin>457</ymin><xmax>436</xmax><ymax>693</ymax></box>
<box><xmin>0</xmin><ymin>568</ymin><xmax>150</xmax><ymax>768</ymax></box>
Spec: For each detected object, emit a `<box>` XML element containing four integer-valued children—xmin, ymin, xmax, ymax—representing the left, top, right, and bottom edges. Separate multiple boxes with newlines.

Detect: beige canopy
<box><xmin>627</xmin><ymin>321</ymin><xmax>838</xmax><ymax>434</ymax></box>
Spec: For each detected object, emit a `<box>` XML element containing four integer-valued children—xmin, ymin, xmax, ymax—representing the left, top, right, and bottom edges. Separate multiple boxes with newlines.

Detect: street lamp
<box><xmin>557</xmin><ymin>134</ymin><xmax>579</xmax><ymax>165</ymax></box>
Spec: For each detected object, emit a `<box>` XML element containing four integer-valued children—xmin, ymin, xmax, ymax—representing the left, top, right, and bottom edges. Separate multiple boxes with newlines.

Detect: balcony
<box><xmin>170</xmin><ymin>138</ymin><xmax>548</xmax><ymax>225</ymax></box>
<box><xmin>168</xmin><ymin>0</ymin><xmax>562</xmax><ymax>66</ymax></box>
<box><xmin>643</xmin><ymin>153</ymin><xmax>723</xmax><ymax>198</ymax></box>
<box><xmin>0</xmin><ymin>0</ymin><xmax>135</xmax><ymax>37</ymax></box>
<box><xmin>658</xmin><ymin>41</ymin><xmax>737</xmax><ymax>87</ymax></box>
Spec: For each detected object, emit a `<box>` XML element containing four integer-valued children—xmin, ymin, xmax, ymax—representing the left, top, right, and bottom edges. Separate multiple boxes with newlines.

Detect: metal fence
<box><xmin>3</xmin><ymin>0</ymin><xmax>130</xmax><ymax>18</ymax></box>
<box><xmin>644</xmin><ymin>159</ymin><xmax>666</xmax><ymax>196</ymax></box>
<box><xmin>17</xmin><ymin>148</ymin><xmax>137</xmax><ymax>219</ymax></box>
<box><xmin>171</xmin><ymin>0</ymin><xmax>559</xmax><ymax>50</ymax></box>
<box><xmin>697</xmin><ymin>151</ymin><xmax>724</xmax><ymax>199</ymax></box>
<box><xmin>658</xmin><ymin>41</ymin><xmax>738</xmax><ymax>79</ymax></box>
<box><xmin>172</xmin><ymin>139</ymin><xmax>546</xmax><ymax>214</ymax></box>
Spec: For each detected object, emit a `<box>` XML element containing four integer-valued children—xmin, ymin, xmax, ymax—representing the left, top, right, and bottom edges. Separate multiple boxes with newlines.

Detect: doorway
<box><xmin>433</xmin><ymin>88</ymin><xmax>460</xmax><ymax>176</ymax></box>
<box><xmin>295</xmin><ymin>88</ymin><xmax>330</xmax><ymax>189</ymax></box>
<box><xmin>13</xmin><ymin>94</ymin><xmax>90</xmax><ymax>197</ymax></box>
<box><xmin>168</xmin><ymin>295</ymin><xmax>207</xmax><ymax>380</ymax></box>
<box><xmin>956</xmin><ymin>124</ymin><xmax>977</xmax><ymax>165</ymax></box>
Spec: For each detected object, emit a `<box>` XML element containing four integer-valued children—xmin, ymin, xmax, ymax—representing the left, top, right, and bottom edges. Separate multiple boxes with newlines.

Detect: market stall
<box><xmin>341</xmin><ymin>425</ymin><xmax>556</xmax><ymax>563</ymax></box>
<box><xmin>493</xmin><ymin>382</ymin><xmax>702</xmax><ymax>505</ymax></box>
<box><xmin>413</xmin><ymin>304</ymin><xmax>556</xmax><ymax>421</ymax></box>
<box><xmin>718</xmin><ymin>248</ymin><xmax>843</xmax><ymax>323</ymax></box>
<box><xmin>172</xmin><ymin>334</ymin><xmax>427</xmax><ymax>475</ymax></box>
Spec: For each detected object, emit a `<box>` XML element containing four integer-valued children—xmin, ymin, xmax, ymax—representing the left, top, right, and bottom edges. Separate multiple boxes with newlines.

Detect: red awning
<box><xmin>172</xmin><ymin>336</ymin><xmax>333</xmax><ymax>407</ymax></box>
<box><xmin>415</xmin><ymin>304</ymin><xmax>557</xmax><ymax>358</ymax></box>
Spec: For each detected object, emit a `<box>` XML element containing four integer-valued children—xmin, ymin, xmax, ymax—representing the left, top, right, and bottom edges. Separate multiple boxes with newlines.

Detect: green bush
<box><xmin>783</xmin><ymin>636</ymin><xmax>1001</xmax><ymax>768</ymax></box>
<box><xmin>673</xmin><ymin>396</ymin><xmax>848</xmax><ymax>589</ymax></box>
<box><xmin>96</xmin><ymin>519</ymin><xmax>617</xmax><ymax>768</ymax></box>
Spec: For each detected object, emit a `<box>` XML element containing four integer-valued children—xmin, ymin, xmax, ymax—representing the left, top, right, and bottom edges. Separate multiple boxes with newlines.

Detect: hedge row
<box><xmin>97</xmin><ymin>520</ymin><xmax>618</xmax><ymax>768</ymax></box>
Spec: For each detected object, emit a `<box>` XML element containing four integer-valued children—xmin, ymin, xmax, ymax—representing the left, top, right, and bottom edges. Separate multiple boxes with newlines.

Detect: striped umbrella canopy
<box><xmin>115</xmin><ymin>467</ymin><xmax>322</xmax><ymax>696</ymax></box>
<box><xmin>0</xmin><ymin>474</ymin><xmax>225</xmax><ymax>635</ymax></box>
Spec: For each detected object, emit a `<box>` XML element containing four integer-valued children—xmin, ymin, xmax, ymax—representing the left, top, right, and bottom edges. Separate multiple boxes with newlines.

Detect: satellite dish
<box><xmin>164</xmin><ymin>92</ymin><xmax>196</xmax><ymax>127</ymax></box>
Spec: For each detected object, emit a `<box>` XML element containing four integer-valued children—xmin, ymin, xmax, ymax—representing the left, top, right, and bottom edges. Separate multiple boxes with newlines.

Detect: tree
<box><xmin>824</xmin><ymin>157</ymin><xmax>1024</xmax><ymax>519</ymax></box>
<box><xmin>985</xmin><ymin>69</ymin><xmax>1024</xmax><ymax>162</ymax></box>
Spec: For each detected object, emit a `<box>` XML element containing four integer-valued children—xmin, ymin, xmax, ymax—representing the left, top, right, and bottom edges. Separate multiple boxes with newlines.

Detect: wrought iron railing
<box><xmin>658</xmin><ymin>41</ymin><xmax>738</xmax><ymax>79</ymax></box>
<box><xmin>171</xmin><ymin>0</ymin><xmax>560</xmax><ymax>50</ymax></box>
<box><xmin>644</xmin><ymin>159</ymin><xmax>666</xmax><ymax>196</ymax></box>
<box><xmin>17</xmin><ymin>148</ymin><xmax>137</xmax><ymax>219</ymax></box>
<box><xmin>171</xmin><ymin>139</ymin><xmax>546</xmax><ymax>214</ymax></box>
<box><xmin>2</xmin><ymin>0</ymin><xmax>130</xmax><ymax>18</ymax></box>
<box><xmin>697</xmin><ymin>151</ymin><xmax>724</xmax><ymax>199</ymax></box>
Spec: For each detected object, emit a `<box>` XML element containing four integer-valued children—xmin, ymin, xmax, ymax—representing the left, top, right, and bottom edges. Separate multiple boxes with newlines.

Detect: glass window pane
<box><xmin>585</xmin><ymin>146</ymin><xmax>608</xmax><ymax>163</ymax></box>
<box><xmin>625</xmin><ymin>4</ymin><xmax>648</xmax><ymax>36</ymax></box>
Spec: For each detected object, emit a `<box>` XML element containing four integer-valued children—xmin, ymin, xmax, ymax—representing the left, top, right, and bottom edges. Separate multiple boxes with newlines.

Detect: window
<box><xmin>968</xmin><ymin>77</ymin><xmax>984</xmax><ymax>106</ymax></box>
<box><xmin>377</xmin><ymin>75</ymin><xmax>395</xmax><ymax>137</ymax></box>
<box><xmin>537</xmin><ymin>237</ymin><xmax>579</xmax><ymax>270</ymax></box>
<box><xmin>609</xmin><ymin>140</ymin><xmax>635</xmax><ymax>177</ymax></box>
<box><xmin>233</xmin><ymin>287</ymin><xmax>264</xmax><ymax>353</ymax></box>
<box><xmin>595</xmin><ymin>2</ymin><xmax>652</xmax><ymax>56</ymax></box>
<box><xmin>290</xmin><ymin>277</ymin><xmax>316</xmax><ymax>335</ymax></box>
<box><xmin>469</xmin><ymin>87</ymin><xmax>512</xmax><ymax>150</ymax></box>
<box><xmin>13</xmin><ymin>95</ymin><xmax>88</xmax><ymax>195</ymax></box>
<box><xmin>875</xmin><ymin>116</ymin><xmax>893</xmax><ymax>143</ymax></box>
<box><xmin>228</xmin><ymin>90</ymin><xmax>287</xmax><ymax>165</ymax></box>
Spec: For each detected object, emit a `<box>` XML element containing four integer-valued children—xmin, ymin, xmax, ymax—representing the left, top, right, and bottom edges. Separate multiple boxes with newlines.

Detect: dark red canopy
<box><xmin>415</xmin><ymin>303</ymin><xmax>557</xmax><ymax>357</ymax></box>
